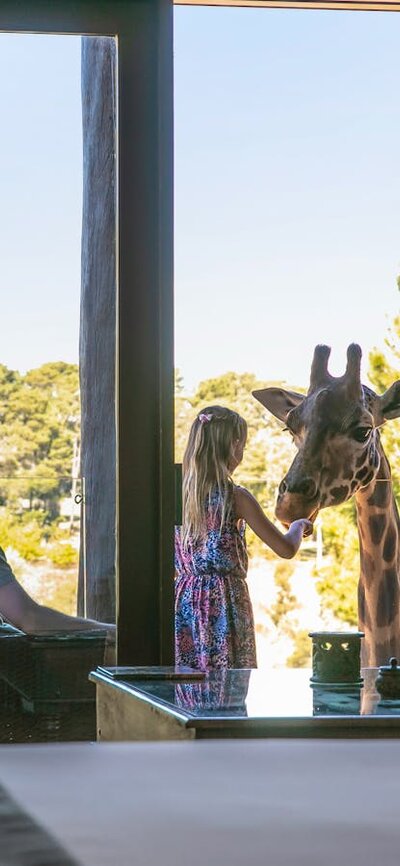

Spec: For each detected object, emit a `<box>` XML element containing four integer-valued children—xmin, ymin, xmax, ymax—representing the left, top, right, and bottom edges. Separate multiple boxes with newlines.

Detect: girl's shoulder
<box><xmin>233</xmin><ymin>485</ymin><xmax>243</xmax><ymax>505</ymax></box>
<box><xmin>233</xmin><ymin>485</ymin><xmax>255</xmax><ymax>519</ymax></box>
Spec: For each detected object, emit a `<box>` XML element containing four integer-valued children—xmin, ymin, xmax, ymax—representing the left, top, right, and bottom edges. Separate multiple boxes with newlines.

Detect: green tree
<box><xmin>368</xmin><ymin>308</ymin><xmax>400</xmax><ymax>502</ymax></box>
<box><xmin>286</xmin><ymin>630</ymin><xmax>312</xmax><ymax>668</ymax></box>
<box><xmin>314</xmin><ymin>501</ymin><xmax>359</xmax><ymax>627</ymax></box>
<box><xmin>269</xmin><ymin>561</ymin><xmax>298</xmax><ymax>630</ymax></box>
<box><xmin>269</xmin><ymin>562</ymin><xmax>312</xmax><ymax>667</ymax></box>
<box><xmin>0</xmin><ymin>361</ymin><xmax>79</xmax><ymax>504</ymax></box>
<box><xmin>0</xmin><ymin>361</ymin><xmax>80</xmax><ymax>565</ymax></box>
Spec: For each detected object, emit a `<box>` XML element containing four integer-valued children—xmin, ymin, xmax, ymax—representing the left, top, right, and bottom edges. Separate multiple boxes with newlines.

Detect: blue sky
<box><xmin>174</xmin><ymin>7</ymin><xmax>400</xmax><ymax>389</ymax></box>
<box><xmin>0</xmin><ymin>34</ymin><xmax>82</xmax><ymax>372</ymax></box>
<box><xmin>0</xmin><ymin>10</ymin><xmax>399</xmax><ymax>391</ymax></box>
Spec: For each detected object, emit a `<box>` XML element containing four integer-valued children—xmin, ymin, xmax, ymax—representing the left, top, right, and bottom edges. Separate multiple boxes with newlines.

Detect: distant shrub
<box><xmin>286</xmin><ymin>630</ymin><xmax>312</xmax><ymax>668</ymax></box>
<box><xmin>48</xmin><ymin>543</ymin><xmax>78</xmax><ymax>567</ymax></box>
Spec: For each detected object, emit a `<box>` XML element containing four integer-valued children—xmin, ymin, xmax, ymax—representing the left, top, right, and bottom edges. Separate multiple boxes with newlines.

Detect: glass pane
<box><xmin>174</xmin><ymin>8</ymin><xmax>400</xmax><ymax>674</ymax></box>
<box><xmin>0</xmin><ymin>33</ymin><xmax>117</xmax><ymax>743</ymax></box>
<box><xmin>0</xmin><ymin>476</ymin><xmax>84</xmax><ymax>616</ymax></box>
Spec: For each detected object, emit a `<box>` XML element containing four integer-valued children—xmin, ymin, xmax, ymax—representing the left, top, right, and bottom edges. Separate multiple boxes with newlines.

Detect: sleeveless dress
<box><xmin>175</xmin><ymin>488</ymin><xmax>257</xmax><ymax>670</ymax></box>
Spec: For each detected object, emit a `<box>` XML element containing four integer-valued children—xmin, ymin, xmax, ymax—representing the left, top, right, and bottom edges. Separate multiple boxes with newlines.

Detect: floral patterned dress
<box><xmin>175</xmin><ymin>488</ymin><xmax>257</xmax><ymax>670</ymax></box>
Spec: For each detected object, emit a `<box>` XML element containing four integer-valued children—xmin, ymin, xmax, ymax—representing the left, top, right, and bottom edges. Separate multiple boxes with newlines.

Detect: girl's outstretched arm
<box><xmin>235</xmin><ymin>486</ymin><xmax>313</xmax><ymax>559</ymax></box>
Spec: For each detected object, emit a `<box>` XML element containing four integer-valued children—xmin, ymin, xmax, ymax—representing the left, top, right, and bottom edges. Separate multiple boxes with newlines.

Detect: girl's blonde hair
<box><xmin>182</xmin><ymin>405</ymin><xmax>247</xmax><ymax>548</ymax></box>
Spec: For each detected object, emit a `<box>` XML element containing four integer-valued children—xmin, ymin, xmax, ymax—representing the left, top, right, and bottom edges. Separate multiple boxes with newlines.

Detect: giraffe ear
<box><xmin>252</xmin><ymin>387</ymin><xmax>304</xmax><ymax>423</ymax></box>
<box><xmin>378</xmin><ymin>381</ymin><xmax>400</xmax><ymax>421</ymax></box>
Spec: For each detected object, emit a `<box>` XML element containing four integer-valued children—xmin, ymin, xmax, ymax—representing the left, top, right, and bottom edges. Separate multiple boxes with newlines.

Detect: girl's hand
<box><xmin>291</xmin><ymin>518</ymin><xmax>314</xmax><ymax>538</ymax></box>
<box><xmin>234</xmin><ymin>486</ymin><xmax>314</xmax><ymax>558</ymax></box>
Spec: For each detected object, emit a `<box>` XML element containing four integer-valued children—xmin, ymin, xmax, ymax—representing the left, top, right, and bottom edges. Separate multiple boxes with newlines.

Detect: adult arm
<box><xmin>0</xmin><ymin>580</ymin><xmax>115</xmax><ymax>635</ymax></box>
<box><xmin>234</xmin><ymin>486</ymin><xmax>313</xmax><ymax>559</ymax></box>
<box><xmin>0</xmin><ymin>548</ymin><xmax>115</xmax><ymax>641</ymax></box>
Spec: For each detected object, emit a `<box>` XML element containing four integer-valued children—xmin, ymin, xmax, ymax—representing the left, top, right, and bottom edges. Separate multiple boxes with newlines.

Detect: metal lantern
<box><xmin>309</xmin><ymin>631</ymin><xmax>364</xmax><ymax>686</ymax></box>
<box><xmin>375</xmin><ymin>657</ymin><xmax>400</xmax><ymax>704</ymax></box>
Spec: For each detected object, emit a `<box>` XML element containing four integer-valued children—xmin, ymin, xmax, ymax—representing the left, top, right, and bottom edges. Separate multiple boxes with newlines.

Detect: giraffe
<box><xmin>252</xmin><ymin>343</ymin><xmax>400</xmax><ymax>668</ymax></box>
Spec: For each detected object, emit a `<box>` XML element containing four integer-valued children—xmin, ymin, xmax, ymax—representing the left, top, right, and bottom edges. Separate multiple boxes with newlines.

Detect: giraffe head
<box><xmin>253</xmin><ymin>344</ymin><xmax>400</xmax><ymax>525</ymax></box>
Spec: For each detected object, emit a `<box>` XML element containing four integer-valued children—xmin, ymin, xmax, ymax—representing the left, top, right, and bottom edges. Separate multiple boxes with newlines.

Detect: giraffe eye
<box><xmin>352</xmin><ymin>427</ymin><xmax>372</xmax><ymax>442</ymax></box>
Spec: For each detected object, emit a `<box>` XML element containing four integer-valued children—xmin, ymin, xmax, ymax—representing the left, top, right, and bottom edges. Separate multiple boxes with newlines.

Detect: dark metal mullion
<box><xmin>116</xmin><ymin>1</ymin><xmax>174</xmax><ymax>664</ymax></box>
<box><xmin>157</xmin><ymin>0</ymin><xmax>175</xmax><ymax>665</ymax></box>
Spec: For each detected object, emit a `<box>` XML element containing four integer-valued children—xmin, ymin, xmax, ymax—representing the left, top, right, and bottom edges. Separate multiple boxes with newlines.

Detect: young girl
<box><xmin>175</xmin><ymin>405</ymin><xmax>313</xmax><ymax>670</ymax></box>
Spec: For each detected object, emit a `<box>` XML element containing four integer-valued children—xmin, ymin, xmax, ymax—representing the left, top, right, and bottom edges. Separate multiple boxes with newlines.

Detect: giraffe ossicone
<box><xmin>253</xmin><ymin>343</ymin><xmax>400</xmax><ymax>667</ymax></box>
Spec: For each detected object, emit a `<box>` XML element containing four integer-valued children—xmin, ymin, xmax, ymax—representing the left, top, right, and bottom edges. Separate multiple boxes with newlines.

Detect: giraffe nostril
<box><xmin>300</xmin><ymin>477</ymin><xmax>318</xmax><ymax>499</ymax></box>
<box><xmin>281</xmin><ymin>476</ymin><xmax>318</xmax><ymax>498</ymax></box>
<box><xmin>278</xmin><ymin>479</ymin><xmax>288</xmax><ymax>496</ymax></box>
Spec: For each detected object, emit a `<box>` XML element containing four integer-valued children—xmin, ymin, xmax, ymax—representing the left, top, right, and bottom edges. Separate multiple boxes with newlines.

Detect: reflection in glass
<box><xmin>312</xmin><ymin>685</ymin><xmax>361</xmax><ymax>717</ymax></box>
<box><xmin>175</xmin><ymin>668</ymin><xmax>251</xmax><ymax>717</ymax></box>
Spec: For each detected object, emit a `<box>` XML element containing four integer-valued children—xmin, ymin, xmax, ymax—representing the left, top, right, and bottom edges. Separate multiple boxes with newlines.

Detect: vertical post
<box><xmin>116</xmin><ymin>0</ymin><xmax>174</xmax><ymax>664</ymax></box>
<box><xmin>80</xmin><ymin>36</ymin><xmax>117</xmax><ymax>623</ymax></box>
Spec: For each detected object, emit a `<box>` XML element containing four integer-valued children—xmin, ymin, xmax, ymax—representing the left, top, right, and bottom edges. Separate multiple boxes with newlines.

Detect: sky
<box><xmin>0</xmin><ymin>10</ymin><xmax>399</xmax><ymax>392</ymax></box>
<box><xmin>174</xmin><ymin>7</ymin><xmax>400</xmax><ymax>390</ymax></box>
<box><xmin>0</xmin><ymin>34</ymin><xmax>82</xmax><ymax>372</ymax></box>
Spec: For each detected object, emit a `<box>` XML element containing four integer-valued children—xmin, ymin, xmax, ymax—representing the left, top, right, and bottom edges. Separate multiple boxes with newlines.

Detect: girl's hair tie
<box><xmin>198</xmin><ymin>413</ymin><xmax>213</xmax><ymax>424</ymax></box>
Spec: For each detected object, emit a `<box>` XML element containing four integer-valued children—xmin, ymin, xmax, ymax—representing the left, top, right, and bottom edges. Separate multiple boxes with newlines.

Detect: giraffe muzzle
<box><xmin>279</xmin><ymin>476</ymin><xmax>318</xmax><ymax>500</ymax></box>
<box><xmin>276</xmin><ymin>476</ymin><xmax>320</xmax><ymax>524</ymax></box>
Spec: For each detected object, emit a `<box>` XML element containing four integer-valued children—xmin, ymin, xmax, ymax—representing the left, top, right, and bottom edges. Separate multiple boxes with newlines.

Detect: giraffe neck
<box><xmin>355</xmin><ymin>446</ymin><xmax>400</xmax><ymax>667</ymax></box>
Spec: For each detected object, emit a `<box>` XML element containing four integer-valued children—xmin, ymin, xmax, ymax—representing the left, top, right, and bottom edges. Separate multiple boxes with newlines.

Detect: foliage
<box><xmin>41</xmin><ymin>569</ymin><xmax>77</xmax><ymax>616</ymax></box>
<box><xmin>0</xmin><ymin>361</ymin><xmax>80</xmax><ymax>567</ymax></box>
<box><xmin>48</xmin><ymin>545</ymin><xmax>77</xmax><ymax>567</ymax></box>
<box><xmin>313</xmin><ymin>501</ymin><xmax>359</xmax><ymax>627</ymax></box>
<box><xmin>0</xmin><ymin>360</ymin><xmax>79</xmax><ymax>503</ymax></box>
<box><xmin>0</xmin><ymin>511</ymin><xmax>44</xmax><ymax>561</ymax></box>
<box><xmin>286</xmin><ymin>630</ymin><xmax>312</xmax><ymax>668</ymax></box>
<box><xmin>269</xmin><ymin>561</ymin><xmax>297</xmax><ymax>630</ymax></box>
<box><xmin>269</xmin><ymin>563</ymin><xmax>312</xmax><ymax>667</ymax></box>
<box><xmin>368</xmin><ymin>312</ymin><xmax>400</xmax><ymax>503</ymax></box>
